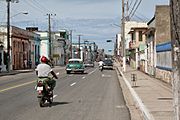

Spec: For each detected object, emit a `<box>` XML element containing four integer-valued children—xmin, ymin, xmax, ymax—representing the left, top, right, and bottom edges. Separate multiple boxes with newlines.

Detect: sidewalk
<box><xmin>115</xmin><ymin>62</ymin><xmax>173</xmax><ymax>120</ymax></box>
<box><xmin>0</xmin><ymin>69</ymin><xmax>34</xmax><ymax>77</ymax></box>
<box><xmin>0</xmin><ymin>66</ymin><xmax>65</xmax><ymax>77</ymax></box>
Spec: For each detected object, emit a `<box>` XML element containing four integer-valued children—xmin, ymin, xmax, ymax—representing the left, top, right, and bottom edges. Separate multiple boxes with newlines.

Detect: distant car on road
<box><xmin>66</xmin><ymin>58</ymin><xmax>85</xmax><ymax>74</ymax></box>
<box><xmin>103</xmin><ymin>59</ymin><xmax>113</xmax><ymax>70</ymax></box>
<box><xmin>84</xmin><ymin>60</ymin><xmax>94</xmax><ymax>67</ymax></box>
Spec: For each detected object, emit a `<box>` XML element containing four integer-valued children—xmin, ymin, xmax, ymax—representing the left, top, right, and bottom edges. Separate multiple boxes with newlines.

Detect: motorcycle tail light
<box><xmin>37</xmin><ymin>81</ymin><xmax>43</xmax><ymax>86</ymax></box>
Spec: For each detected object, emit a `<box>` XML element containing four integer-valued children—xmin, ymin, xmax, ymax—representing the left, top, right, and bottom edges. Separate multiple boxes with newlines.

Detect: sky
<box><xmin>0</xmin><ymin>0</ymin><xmax>169</xmax><ymax>54</ymax></box>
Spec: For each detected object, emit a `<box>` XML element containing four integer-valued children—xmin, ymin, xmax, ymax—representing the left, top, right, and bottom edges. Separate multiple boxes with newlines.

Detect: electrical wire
<box><xmin>136</xmin><ymin>11</ymin><xmax>150</xmax><ymax>21</ymax></box>
<box><xmin>129</xmin><ymin>0</ymin><xmax>142</xmax><ymax>18</ymax></box>
<box><xmin>128</xmin><ymin>0</ymin><xmax>138</xmax><ymax>17</ymax></box>
<box><xmin>127</xmin><ymin>0</ymin><xmax>134</xmax><ymax>8</ymax></box>
<box><xmin>133</xmin><ymin>14</ymin><xmax>146</xmax><ymax>22</ymax></box>
<box><xmin>23</xmin><ymin>0</ymin><xmax>46</xmax><ymax>14</ymax></box>
<box><xmin>29</xmin><ymin>0</ymin><xmax>53</xmax><ymax>13</ymax></box>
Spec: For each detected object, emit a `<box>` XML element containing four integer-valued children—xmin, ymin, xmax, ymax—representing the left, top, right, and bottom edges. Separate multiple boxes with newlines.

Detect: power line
<box><xmin>127</xmin><ymin>0</ymin><xmax>134</xmax><ymax>8</ymax></box>
<box><xmin>24</xmin><ymin>0</ymin><xmax>45</xmax><ymax>14</ymax></box>
<box><xmin>134</xmin><ymin>14</ymin><xmax>147</xmax><ymax>22</ymax></box>
<box><xmin>136</xmin><ymin>11</ymin><xmax>150</xmax><ymax>21</ymax></box>
<box><xmin>128</xmin><ymin>0</ymin><xmax>138</xmax><ymax>17</ymax></box>
<box><xmin>129</xmin><ymin>0</ymin><xmax>142</xmax><ymax>18</ymax></box>
<box><xmin>30</xmin><ymin>0</ymin><xmax>53</xmax><ymax>13</ymax></box>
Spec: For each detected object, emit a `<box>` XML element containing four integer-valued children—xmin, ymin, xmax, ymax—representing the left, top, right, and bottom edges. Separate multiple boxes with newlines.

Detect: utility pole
<box><xmin>126</xmin><ymin>0</ymin><xmax>130</xmax><ymax>21</ymax></box>
<box><xmin>6</xmin><ymin>0</ymin><xmax>19</xmax><ymax>72</ymax></box>
<box><xmin>77</xmin><ymin>35</ymin><xmax>82</xmax><ymax>59</ymax></box>
<box><xmin>170</xmin><ymin>1</ymin><xmax>180</xmax><ymax>120</ymax></box>
<box><xmin>70</xmin><ymin>30</ymin><xmax>73</xmax><ymax>58</ymax></box>
<box><xmin>47</xmin><ymin>14</ymin><xmax>52</xmax><ymax>58</ymax></box>
<box><xmin>6</xmin><ymin>0</ymin><xmax>10</xmax><ymax>72</ymax></box>
<box><xmin>122</xmin><ymin>0</ymin><xmax>126</xmax><ymax>72</ymax></box>
<box><xmin>47</xmin><ymin>13</ymin><xmax>56</xmax><ymax>59</ymax></box>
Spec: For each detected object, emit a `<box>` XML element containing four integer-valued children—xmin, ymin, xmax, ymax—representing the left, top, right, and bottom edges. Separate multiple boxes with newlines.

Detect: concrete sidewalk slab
<box><xmin>0</xmin><ymin>69</ymin><xmax>34</xmax><ymax>76</ymax></box>
<box><xmin>115</xmin><ymin>61</ymin><xmax>173</xmax><ymax>120</ymax></box>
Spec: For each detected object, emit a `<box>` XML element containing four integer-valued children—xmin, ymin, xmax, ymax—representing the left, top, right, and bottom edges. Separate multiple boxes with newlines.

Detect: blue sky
<box><xmin>0</xmin><ymin>0</ymin><xmax>169</xmax><ymax>54</ymax></box>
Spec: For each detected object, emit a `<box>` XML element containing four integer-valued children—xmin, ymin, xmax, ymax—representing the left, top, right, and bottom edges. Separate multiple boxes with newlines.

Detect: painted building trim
<box><xmin>156</xmin><ymin>42</ymin><xmax>172</xmax><ymax>52</ymax></box>
<box><xmin>156</xmin><ymin>65</ymin><xmax>173</xmax><ymax>71</ymax></box>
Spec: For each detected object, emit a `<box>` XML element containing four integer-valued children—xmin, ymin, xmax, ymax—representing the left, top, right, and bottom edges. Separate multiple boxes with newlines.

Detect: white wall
<box><xmin>117</xmin><ymin>33</ymin><xmax>121</xmax><ymax>56</ymax></box>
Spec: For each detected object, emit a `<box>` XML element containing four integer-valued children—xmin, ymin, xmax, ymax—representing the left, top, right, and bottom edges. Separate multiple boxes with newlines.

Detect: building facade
<box><xmin>155</xmin><ymin>5</ymin><xmax>172</xmax><ymax>84</ymax></box>
<box><xmin>0</xmin><ymin>26</ymin><xmax>35</xmax><ymax>70</ymax></box>
<box><xmin>128</xmin><ymin>27</ymin><xmax>148</xmax><ymax>72</ymax></box>
<box><xmin>0</xmin><ymin>31</ymin><xmax>6</xmax><ymax>72</ymax></box>
<box><xmin>145</xmin><ymin>17</ymin><xmax>156</xmax><ymax>76</ymax></box>
<box><xmin>36</xmin><ymin>31</ymin><xmax>50</xmax><ymax>60</ymax></box>
<box><xmin>119</xmin><ymin>21</ymin><xmax>147</xmax><ymax>66</ymax></box>
<box><xmin>53</xmin><ymin>30</ymin><xmax>71</xmax><ymax>65</ymax></box>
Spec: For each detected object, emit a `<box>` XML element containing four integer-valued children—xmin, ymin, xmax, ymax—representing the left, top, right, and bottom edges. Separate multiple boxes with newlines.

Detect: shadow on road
<box><xmin>51</xmin><ymin>101</ymin><xmax>72</xmax><ymax>106</ymax></box>
<box><xmin>68</xmin><ymin>72</ymin><xmax>88</xmax><ymax>75</ymax></box>
<box><xmin>41</xmin><ymin>101</ymin><xmax>72</xmax><ymax>107</ymax></box>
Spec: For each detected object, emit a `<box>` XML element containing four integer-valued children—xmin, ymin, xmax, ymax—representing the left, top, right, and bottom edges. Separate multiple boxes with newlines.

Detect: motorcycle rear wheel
<box><xmin>38</xmin><ymin>98</ymin><xmax>45</xmax><ymax>107</ymax></box>
<box><xmin>49</xmin><ymin>91</ymin><xmax>53</xmax><ymax>104</ymax></box>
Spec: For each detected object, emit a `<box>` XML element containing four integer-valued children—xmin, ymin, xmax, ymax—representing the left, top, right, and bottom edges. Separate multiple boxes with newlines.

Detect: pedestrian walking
<box><xmin>24</xmin><ymin>59</ymin><xmax>27</xmax><ymax>69</ymax></box>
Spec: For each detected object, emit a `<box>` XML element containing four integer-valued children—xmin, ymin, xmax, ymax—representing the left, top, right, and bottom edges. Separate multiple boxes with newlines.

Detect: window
<box><xmin>139</xmin><ymin>31</ymin><xmax>143</xmax><ymax>41</ymax></box>
<box><xmin>69</xmin><ymin>60</ymin><xmax>81</xmax><ymax>64</ymax></box>
<box><xmin>156</xmin><ymin>51</ymin><xmax>172</xmax><ymax>70</ymax></box>
<box><xmin>132</xmin><ymin>33</ymin><xmax>136</xmax><ymax>43</ymax></box>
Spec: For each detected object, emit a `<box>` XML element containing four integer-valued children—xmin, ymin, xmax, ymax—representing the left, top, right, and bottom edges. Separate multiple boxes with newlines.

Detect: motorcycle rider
<box><xmin>35</xmin><ymin>56</ymin><xmax>58</xmax><ymax>91</ymax></box>
<box><xmin>98</xmin><ymin>60</ymin><xmax>104</xmax><ymax>70</ymax></box>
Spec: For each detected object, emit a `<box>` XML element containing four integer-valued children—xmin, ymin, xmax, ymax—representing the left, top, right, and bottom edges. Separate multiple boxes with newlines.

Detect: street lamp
<box><xmin>6</xmin><ymin>0</ymin><xmax>23</xmax><ymax>72</ymax></box>
<box><xmin>106</xmin><ymin>39</ymin><xmax>117</xmax><ymax>55</ymax></box>
<box><xmin>10</xmin><ymin>12</ymin><xmax>28</xmax><ymax>18</ymax></box>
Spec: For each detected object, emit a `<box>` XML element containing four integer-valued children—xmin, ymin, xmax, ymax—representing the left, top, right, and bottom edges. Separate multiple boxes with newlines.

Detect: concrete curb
<box><xmin>0</xmin><ymin>70</ymin><xmax>34</xmax><ymax>77</ymax></box>
<box><xmin>115</xmin><ymin>66</ymin><xmax>142</xmax><ymax>120</ymax></box>
<box><xmin>115</xmin><ymin>64</ymin><xmax>155</xmax><ymax>120</ymax></box>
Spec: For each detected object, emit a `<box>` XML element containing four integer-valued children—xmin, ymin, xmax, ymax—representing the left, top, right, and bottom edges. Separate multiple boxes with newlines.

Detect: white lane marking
<box><xmin>0</xmin><ymin>81</ymin><xmax>35</xmax><ymax>93</ymax></box>
<box><xmin>82</xmin><ymin>76</ymin><xmax>86</xmax><ymax>79</ymax></box>
<box><xmin>88</xmin><ymin>68</ymin><xmax>97</xmax><ymax>75</ymax></box>
<box><xmin>69</xmin><ymin>74</ymin><xmax>73</xmax><ymax>76</ymax></box>
<box><xmin>116</xmin><ymin>105</ymin><xmax>126</xmax><ymax>109</ymax></box>
<box><xmin>70</xmin><ymin>82</ymin><xmax>76</xmax><ymax>86</ymax></box>
<box><xmin>102</xmin><ymin>74</ymin><xmax>111</xmax><ymax>77</ymax></box>
<box><xmin>53</xmin><ymin>95</ymin><xmax>57</xmax><ymax>98</ymax></box>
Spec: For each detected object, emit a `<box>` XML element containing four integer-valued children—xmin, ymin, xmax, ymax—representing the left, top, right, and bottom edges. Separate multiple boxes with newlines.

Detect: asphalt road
<box><xmin>0</xmin><ymin>66</ymin><xmax>130</xmax><ymax>120</ymax></box>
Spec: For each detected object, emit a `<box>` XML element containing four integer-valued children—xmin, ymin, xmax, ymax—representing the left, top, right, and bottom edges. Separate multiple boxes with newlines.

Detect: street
<box><xmin>0</xmin><ymin>66</ymin><xmax>130</xmax><ymax>120</ymax></box>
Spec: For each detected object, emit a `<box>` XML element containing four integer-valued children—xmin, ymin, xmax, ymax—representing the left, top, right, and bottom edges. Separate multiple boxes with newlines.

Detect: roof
<box><xmin>128</xmin><ymin>27</ymin><xmax>148</xmax><ymax>34</ymax></box>
<box><xmin>147</xmin><ymin>16</ymin><xmax>155</xmax><ymax>25</ymax></box>
<box><xmin>143</xmin><ymin>27</ymin><xmax>155</xmax><ymax>34</ymax></box>
<box><xmin>130</xmin><ymin>27</ymin><xmax>148</xmax><ymax>30</ymax></box>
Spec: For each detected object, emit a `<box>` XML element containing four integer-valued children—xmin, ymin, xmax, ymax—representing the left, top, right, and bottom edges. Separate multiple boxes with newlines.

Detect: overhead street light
<box><xmin>10</xmin><ymin>12</ymin><xmax>28</xmax><ymax>18</ymax></box>
<box><xmin>6</xmin><ymin>0</ymin><xmax>24</xmax><ymax>72</ymax></box>
<box><xmin>106</xmin><ymin>40</ymin><xmax>112</xmax><ymax>42</ymax></box>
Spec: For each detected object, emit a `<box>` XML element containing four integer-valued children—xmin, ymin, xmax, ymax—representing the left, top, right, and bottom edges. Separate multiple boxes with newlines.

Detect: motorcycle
<box><xmin>36</xmin><ymin>73</ymin><xmax>59</xmax><ymax>107</ymax></box>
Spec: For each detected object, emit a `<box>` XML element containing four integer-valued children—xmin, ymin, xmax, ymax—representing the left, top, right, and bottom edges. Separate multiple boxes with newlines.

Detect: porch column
<box><xmin>135</xmin><ymin>48</ymin><xmax>138</xmax><ymax>69</ymax></box>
